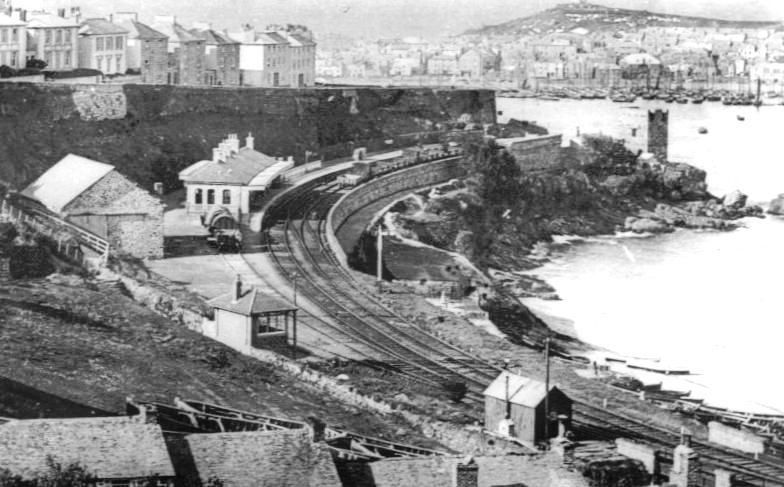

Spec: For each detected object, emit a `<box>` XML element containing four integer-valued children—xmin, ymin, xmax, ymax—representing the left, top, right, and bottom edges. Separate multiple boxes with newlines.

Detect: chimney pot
<box><xmin>246</xmin><ymin>133</ymin><xmax>255</xmax><ymax>151</ymax></box>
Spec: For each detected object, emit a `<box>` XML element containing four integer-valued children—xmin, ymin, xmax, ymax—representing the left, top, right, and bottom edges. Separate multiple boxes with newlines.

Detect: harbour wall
<box><xmin>326</xmin><ymin>157</ymin><xmax>469</xmax><ymax>268</ymax></box>
<box><xmin>0</xmin><ymin>83</ymin><xmax>495</xmax><ymax>191</ymax></box>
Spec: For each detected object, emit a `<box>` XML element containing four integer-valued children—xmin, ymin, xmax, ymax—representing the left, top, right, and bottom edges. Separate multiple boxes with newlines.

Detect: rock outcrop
<box><xmin>768</xmin><ymin>194</ymin><xmax>784</xmax><ymax>215</ymax></box>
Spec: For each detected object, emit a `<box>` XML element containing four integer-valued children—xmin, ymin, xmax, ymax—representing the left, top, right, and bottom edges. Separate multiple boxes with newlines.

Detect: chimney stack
<box><xmin>213</xmin><ymin>147</ymin><xmax>224</xmax><ymax>164</ymax></box>
<box><xmin>307</xmin><ymin>417</ymin><xmax>326</xmax><ymax>442</ymax></box>
<box><xmin>220</xmin><ymin>141</ymin><xmax>232</xmax><ymax>159</ymax></box>
<box><xmin>233</xmin><ymin>274</ymin><xmax>242</xmax><ymax>302</ymax></box>
<box><xmin>456</xmin><ymin>458</ymin><xmax>478</xmax><ymax>487</ymax></box>
<box><xmin>246</xmin><ymin>132</ymin><xmax>255</xmax><ymax>151</ymax></box>
<box><xmin>228</xmin><ymin>133</ymin><xmax>240</xmax><ymax>154</ymax></box>
<box><xmin>287</xmin><ymin>155</ymin><xmax>294</xmax><ymax>164</ymax></box>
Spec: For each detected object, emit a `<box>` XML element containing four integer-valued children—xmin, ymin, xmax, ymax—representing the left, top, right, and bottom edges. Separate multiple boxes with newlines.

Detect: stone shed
<box><xmin>21</xmin><ymin>154</ymin><xmax>164</xmax><ymax>258</ymax></box>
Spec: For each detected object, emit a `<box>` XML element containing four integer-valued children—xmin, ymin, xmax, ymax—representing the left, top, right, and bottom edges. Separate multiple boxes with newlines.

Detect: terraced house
<box><xmin>78</xmin><ymin>18</ymin><xmax>128</xmax><ymax>74</ymax></box>
<box><xmin>152</xmin><ymin>15</ymin><xmax>205</xmax><ymax>85</ymax></box>
<box><xmin>0</xmin><ymin>12</ymin><xmax>26</xmax><ymax>69</ymax></box>
<box><xmin>25</xmin><ymin>10</ymin><xmax>79</xmax><ymax>70</ymax></box>
<box><xmin>190</xmin><ymin>26</ymin><xmax>240</xmax><ymax>86</ymax></box>
<box><xmin>111</xmin><ymin>12</ymin><xmax>169</xmax><ymax>84</ymax></box>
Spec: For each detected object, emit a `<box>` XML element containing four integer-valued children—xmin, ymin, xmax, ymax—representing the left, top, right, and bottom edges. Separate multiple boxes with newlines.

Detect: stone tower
<box><xmin>648</xmin><ymin>109</ymin><xmax>669</xmax><ymax>163</ymax></box>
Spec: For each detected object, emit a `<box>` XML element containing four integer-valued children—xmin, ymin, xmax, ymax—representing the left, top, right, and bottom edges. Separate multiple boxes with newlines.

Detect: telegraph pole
<box><xmin>376</xmin><ymin>223</ymin><xmax>384</xmax><ymax>293</ymax></box>
<box><xmin>544</xmin><ymin>337</ymin><xmax>551</xmax><ymax>441</ymax></box>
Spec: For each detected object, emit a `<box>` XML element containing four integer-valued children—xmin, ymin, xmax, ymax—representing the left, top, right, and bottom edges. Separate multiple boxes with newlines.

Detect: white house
<box><xmin>178</xmin><ymin>133</ymin><xmax>293</xmax><ymax>218</ymax></box>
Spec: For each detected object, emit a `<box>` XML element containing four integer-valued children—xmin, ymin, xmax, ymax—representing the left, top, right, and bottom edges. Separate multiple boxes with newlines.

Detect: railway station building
<box><xmin>178</xmin><ymin>133</ymin><xmax>293</xmax><ymax>220</ymax></box>
<box><xmin>484</xmin><ymin>370</ymin><xmax>572</xmax><ymax>445</ymax></box>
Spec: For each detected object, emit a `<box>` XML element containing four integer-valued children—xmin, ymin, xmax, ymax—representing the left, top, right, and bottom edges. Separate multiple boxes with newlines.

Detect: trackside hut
<box><xmin>483</xmin><ymin>370</ymin><xmax>572</xmax><ymax>445</ymax></box>
<box><xmin>208</xmin><ymin>275</ymin><xmax>298</xmax><ymax>353</ymax></box>
<box><xmin>179</xmin><ymin>133</ymin><xmax>293</xmax><ymax>219</ymax></box>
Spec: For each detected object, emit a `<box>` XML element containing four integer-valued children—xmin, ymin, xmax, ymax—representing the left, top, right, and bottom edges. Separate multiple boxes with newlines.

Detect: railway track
<box><xmin>249</xmin><ymin>168</ymin><xmax>784</xmax><ymax>486</ymax></box>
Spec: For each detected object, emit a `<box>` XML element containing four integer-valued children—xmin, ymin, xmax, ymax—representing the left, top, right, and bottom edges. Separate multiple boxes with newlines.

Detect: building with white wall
<box><xmin>178</xmin><ymin>133</ymin><xmax>293</xmax><ymax>218</ymax></box>
<box><xmin>77</xmin><ymin>18</ymin><xmax>128</xmax><ymax>74</ymax></box>
<box><xmin>26</xmin><ymin>11</ymin><xmax>79</xmax><ymax>70</ymax></box>
<box><xmin>0</xmin><ymin>12</ymin><xmax>26</xmax><ymax>69</ymax></box>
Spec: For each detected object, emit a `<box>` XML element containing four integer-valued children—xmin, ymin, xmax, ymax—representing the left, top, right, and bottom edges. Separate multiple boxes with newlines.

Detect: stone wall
<box><xmin>707</xmin><ymin>421</ymin><xmax>765</xmax><ymax>455</ymax></box>
<box><xmin>495</xmin><ymin>134</ymin><xmax>565</xmax><ymax>171</ymax></box>
<box><xmin>0</xmin><ymin>83</ymin><xmax>495</xmax><ymax>190</ymax></box>
<box><xmin>327</xmin><ymin>157</ymin><xmax>469</xmax><ymax>267</ymax></box>
<box><xmin>66</xmin><ymin>170</ymin><xmax>164</xmax><ymax>259</ymax></box>
<box><xmin>71</xmin><ymin>84</ymin><xmax>127</xmax><ymax>121</ymax></box>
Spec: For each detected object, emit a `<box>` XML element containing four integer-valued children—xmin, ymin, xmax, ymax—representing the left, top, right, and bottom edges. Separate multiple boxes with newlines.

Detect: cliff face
<box><xmin>0</xmin><ymin>84</ymin><xmax>495</xmax><ymax>190</ymax></box>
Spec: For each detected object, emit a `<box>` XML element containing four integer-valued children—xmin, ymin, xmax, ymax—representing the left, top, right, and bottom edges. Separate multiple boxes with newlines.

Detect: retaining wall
<box><xmin>707</xmin><ymin>421</ymin><xmax>765</xmax><ymax>455</ymax></box>
<box><xmin>326</xmin><ymin>157</ymin><xmax>469</xmax><ymax>267</ymax></box>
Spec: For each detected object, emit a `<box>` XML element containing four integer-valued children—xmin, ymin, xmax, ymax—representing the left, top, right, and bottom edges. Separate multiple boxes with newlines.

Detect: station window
<box><xmin>194</xmin><ymin>188</ymin><xmax>203</xmax><ymax>204</ymax></box>
<box><xmin>96</xmin><ymin>36</ymin><xmax>103</xmax><ymax>51</ymax></box>
<box><xmin>207</xmin><ymin>189</ymin><xmax>215</xmax><ymax>204</ymax></box>
<box><xmin>222</xmin><ymin>189</ymin><xmax>231</xmax><ymax>204</ymax></box>
<box><xmin>55</xmin><ymin>29</ymin><xmax>62</xmax><ymax>44</ymax></box>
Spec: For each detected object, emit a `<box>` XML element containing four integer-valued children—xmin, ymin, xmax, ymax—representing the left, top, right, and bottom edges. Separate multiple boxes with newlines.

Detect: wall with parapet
<box><xmin>0</xmin><ymin>83</ymin><xmax>495</xmax><ymax>192</ymax></box>
<box><xmin>327</xmin><ymin>157</ymin><xmax>469</xmax><ymax>268</ymax></box>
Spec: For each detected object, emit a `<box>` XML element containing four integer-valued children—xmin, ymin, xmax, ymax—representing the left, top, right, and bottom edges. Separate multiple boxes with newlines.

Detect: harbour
<box><xmin>499</xmin><ymin>96</ymin><xmax>784</xmax><ymax>417</ymax></box>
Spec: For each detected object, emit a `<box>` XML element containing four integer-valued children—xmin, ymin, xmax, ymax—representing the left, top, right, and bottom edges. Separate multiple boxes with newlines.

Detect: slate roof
<box><xmin>209</xmin><ymin>287</ymin><xmax>296</xmax><ymax>315</ymax></box>
<box><xmin>79</xmin><ymin>18</ymin><xmax>129</xmax><ymax>36</ymax></box>
<box><xmin>0</xmin><ymin>416</ymin><xmax>176</xmax><ymax>480</ymax></box>
<box><xmin>185</xmin><ymin>429</ymin><xmax>341</xmax><ymax>487</ymax></box>
<box><xmin>254</xmin><ymin>31</ymin><xmax>289</xmax><ymax>45</ymax></box>
<box><xmin>21</xmin><ymin>154</ymin><xmax>114</xmax><ymax>214</ymax></box>
<box><xmin>26</xmin><ymin>12</ymin><xmax>79</xmax><ymax>28</ymax></box>
<box><xmin>191</xmin><ymin>28</ymin><xmax>240</xmax><ymax>45</ymax></box>
<box><xmin>0</xmin><ymin>13</ymin><xmax>26</xmax><ymax>26</ymax></box>
<box><xmin>153</xmin><ymin>21</ymin><xmax>201</xmax><ymax>43</ymax></box>
<box><xmin>483</xmin><ymin>370</ymin><xmax>566</xmax><ymax>408</ymax></box>
<box><xmin>369</xmin><ymin>454</ymin><xmax>587</xmax><ymax>487</ymax></box>
<box><xmin>178</xmin><ymin>146</ymin><xmax>283</xmax><ymax>185</ymax></box>
<box><xmin>125</xmin><ymin>20</ymin><xmax>168</xmax><ymax>40</ymax></box>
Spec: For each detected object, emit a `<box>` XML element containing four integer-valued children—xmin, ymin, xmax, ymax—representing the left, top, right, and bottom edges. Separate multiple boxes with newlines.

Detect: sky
<box><xmin>11</xmin><ymin>0</ymin><xmax>784</xmax><ymax>39</ymax></box>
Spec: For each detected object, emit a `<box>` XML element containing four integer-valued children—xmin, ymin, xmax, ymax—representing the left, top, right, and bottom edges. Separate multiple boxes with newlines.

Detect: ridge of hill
<box><xmin>462</xmin><ymin>2</ymin><xmax>780</xmax><ymax>37</ymax></box>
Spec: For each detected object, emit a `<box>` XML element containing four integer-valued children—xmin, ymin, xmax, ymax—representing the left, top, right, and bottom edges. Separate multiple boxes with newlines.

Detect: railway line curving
<box><xmin>245</xmin><ymin>160</ymin><xmax>784</xmax><ymax>485</ymax></box>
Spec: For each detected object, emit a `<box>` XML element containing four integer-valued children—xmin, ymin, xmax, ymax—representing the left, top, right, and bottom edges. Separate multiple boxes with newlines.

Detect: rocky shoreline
<box><xmin>370</xmin><ymin>136</ymin><xmax>768</xmax><ymax>352</ymax></box>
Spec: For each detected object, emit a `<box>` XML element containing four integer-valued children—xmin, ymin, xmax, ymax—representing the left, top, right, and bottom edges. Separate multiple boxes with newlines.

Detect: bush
<box><xmin>443</xmin><ymin>381</ymin><xmax>468</xmax><ymax>403</ymax></box>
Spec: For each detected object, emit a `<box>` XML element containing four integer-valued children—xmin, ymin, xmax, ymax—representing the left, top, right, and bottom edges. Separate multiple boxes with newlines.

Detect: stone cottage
<box><xmin>21</xmin><ymin>154</ymin><xmax>164</xmax><ymax>258</ymax></box>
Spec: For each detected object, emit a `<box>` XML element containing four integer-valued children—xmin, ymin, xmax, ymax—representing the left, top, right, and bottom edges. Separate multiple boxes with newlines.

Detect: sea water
<box><xmin>498</xmin><ymin>97</ymin><xmax>784</xmax><ymax>414</ymax></box>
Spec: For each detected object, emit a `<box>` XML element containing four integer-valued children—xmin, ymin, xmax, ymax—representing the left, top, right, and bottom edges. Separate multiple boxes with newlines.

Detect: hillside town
<box><xmin>316</xmin><ymin>2</ymin><xmax>784</xmax><ymax>91</ymax></box>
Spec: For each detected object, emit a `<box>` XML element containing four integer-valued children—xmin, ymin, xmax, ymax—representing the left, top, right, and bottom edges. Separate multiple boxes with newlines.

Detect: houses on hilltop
<box><xmin>0</xmin><ymin>5</ymin><xmax>316</xmax><ymax>87</ymax></box>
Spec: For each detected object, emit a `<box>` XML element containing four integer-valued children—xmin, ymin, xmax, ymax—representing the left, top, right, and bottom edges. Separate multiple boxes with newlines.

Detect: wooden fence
<box><xmin>0</xmin><ymin>198</ymin><xmax>109</xmax><ymax>266</ymax></box>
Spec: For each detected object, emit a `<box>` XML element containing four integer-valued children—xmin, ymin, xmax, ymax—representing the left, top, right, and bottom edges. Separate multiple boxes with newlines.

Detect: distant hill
<box><xmin>462</xmin><ymin>2</ymin><xmax>781</xmax><ymax>37</ymax></box>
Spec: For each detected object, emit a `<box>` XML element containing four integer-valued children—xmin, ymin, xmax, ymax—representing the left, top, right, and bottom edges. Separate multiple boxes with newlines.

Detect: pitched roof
<box><xmin>191</xmin><ymin>28</ymin><xmax>240</xmax><ymax>45</ymax></box>
<box><xmin>79</xmin><ymin>18</ymin><xmax>129</xmax><ymax>36</ymax></box>
<box><xmin>185</xmin><ymin>429</ymin><xmax>341</xmax><ymax>487</ymax></box>
<box><xmin>255</xmin><ymin>31</ymin><xmax>289</xmax><ymax>45</ymax></box>
<box><xmin>209</xmin><ymin>286</ymin><xmax>296</xmax><ymax>315</ymax></box>
<box><xmin>123</xmin><ymin>20</ymin><xmax>168</xmax><ymax>40</ymax></box>
<box><xmin>26</xmin><ymin>12</ymin><xmax>79</xmax><ymax>28</ymax></box>
<box><xmin>483</xmin><ymin>370</ymin><xmax>566</xmax><ymax>408</ymax></box>
<box><xmin>370</xmin><ymin>456</ymin><xmax>457</xmax><ymax>487</ymax></box>
<box><xmin>0</xmin><ymin>13</ymin><xmax>26</xmax><ymax>26</ymax></box>
<box><xmin>178</xmin><ymin>146</ymin><xmax>283</xmax><ymax>185</ymax></box>
<box><xmin>21</xmin><ymin>154</ymin><xmax>114</xmax><ymax>214</ymax></box>
<box><xmin>153</xmin><ymin>21</ymin><xmax>201</xmax><ymax>43</ymax></box>
<box><xmin>0</xmin><ymin>416</ymin><xmax>176</xmax><ymax>480</ymax></box>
